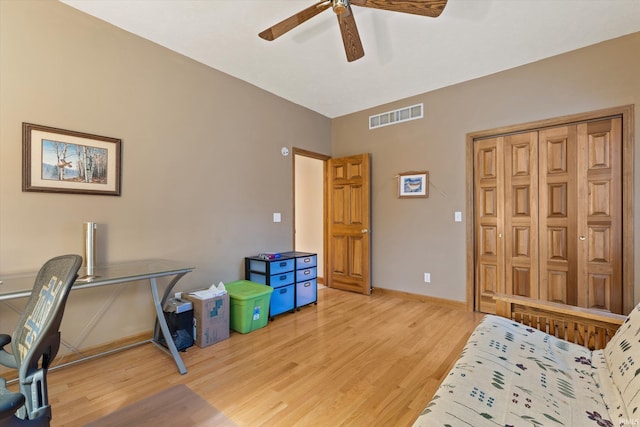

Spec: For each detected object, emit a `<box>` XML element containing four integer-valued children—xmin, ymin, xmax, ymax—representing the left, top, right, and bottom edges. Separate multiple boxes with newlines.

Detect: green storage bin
<box><xmin>225</xmin><ymin>280</ymin><xmax>273</xmax><ymax>333</ymax></box>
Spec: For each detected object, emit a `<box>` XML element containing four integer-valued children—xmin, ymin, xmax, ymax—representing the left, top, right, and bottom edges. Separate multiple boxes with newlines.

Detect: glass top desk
<box><xmin>0</xmin><ymin>259</ymin><xmax>194</xmax><ymax>375</ymax></box>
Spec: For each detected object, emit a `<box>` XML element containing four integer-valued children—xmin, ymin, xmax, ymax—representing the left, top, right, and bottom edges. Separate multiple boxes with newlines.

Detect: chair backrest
<box><xmin>11</xmin><ymin>254</ymin><xmax>82</xmax><ymax>420</ymax></box>
<box><xmin>12</xmin><ymin>255</ymin><xmax>82</xmax><ymax>367</ymax></box>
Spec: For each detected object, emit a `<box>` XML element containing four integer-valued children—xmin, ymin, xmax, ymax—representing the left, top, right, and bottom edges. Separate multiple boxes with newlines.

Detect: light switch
<box><xmin>454</xmin><ymin>211</ymin><xmax>462</xmax><ymax>222</ymax></box>
<box><xmin>273</xmin><ymin>213</ymin><xmax>281</xmax><ymax>223</ymax></box>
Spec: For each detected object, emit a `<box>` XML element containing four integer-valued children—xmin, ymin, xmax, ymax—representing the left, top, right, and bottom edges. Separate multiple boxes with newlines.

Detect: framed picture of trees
<box><xmin>22</xmin><ymin>123</ymin><xmax>121</xmax><ymax>196</ymax></box>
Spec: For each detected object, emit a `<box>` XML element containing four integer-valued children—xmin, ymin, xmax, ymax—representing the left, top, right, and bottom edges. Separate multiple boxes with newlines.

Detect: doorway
<box><xmin>293</xmin><ymin>148</ymin><xmax>329</xmax><ymax>284</ymax></box>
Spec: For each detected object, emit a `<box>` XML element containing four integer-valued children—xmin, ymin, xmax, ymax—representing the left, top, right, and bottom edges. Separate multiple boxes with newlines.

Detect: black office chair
<box><xmin>0</xmin><ymin>254</ymin><xmax>82</xmax><ymax>426</ymax></box>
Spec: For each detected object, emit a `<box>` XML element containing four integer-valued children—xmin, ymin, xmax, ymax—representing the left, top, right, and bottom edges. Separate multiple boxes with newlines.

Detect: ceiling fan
<box><xmin>258</xmin><ymin>0</ymin><xmax>448</xmax><ymax>62</ymax></box>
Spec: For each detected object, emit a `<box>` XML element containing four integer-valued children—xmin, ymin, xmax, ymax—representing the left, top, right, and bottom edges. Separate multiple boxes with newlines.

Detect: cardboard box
<box><xmin>183</xmin><ymin>291</ymin><xmax>229</xmax><ymax>348</ymax></box>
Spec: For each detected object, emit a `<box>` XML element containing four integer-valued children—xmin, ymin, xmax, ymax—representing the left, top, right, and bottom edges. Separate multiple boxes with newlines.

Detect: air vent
<box><xmin>369</xmin><ymin>103</ymin><xmax>423</xmax><ymax>130</ymax></box>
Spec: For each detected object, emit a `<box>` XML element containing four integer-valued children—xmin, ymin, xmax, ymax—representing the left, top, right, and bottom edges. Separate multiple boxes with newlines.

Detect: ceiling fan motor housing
<box><xmin>332</xmin><ymin>0</ymin><xmax>349</xmax><ymax>15</ymax></box>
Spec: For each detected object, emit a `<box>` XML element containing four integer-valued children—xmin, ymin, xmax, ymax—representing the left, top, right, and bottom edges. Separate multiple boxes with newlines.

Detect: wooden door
<box><xmin>577</xmin><ymin>118</ymin><xmax>622</xmax><ymax>313</ymax></box>
<box><xmin>538</xmin><ymin>120</ymin><xmax>623</xmax><ymax>312</ymax></box>
<box><xmin>504</xmin><ymin>131</ymin><xmax>539</xmax><ymax>300</ymax></box>
<box><xmin>475</xmin><ymin>132</ymin><xmax>539</xmax><ymax>312</ymax></box>
<box><xmin>327</xmin><ymin>154</ymin><xmax>371</xmax><ymax>295</ymax></box>
<box><xmin>474</xmin><ymin>117</ymin><xmax>623</xmax><ymax>314</ymax></box>
<box><xmin>538</xmin><ymin>125</ymin><xmax>578</xmax><ymax>306</ymax></box>
<box><xmin>474</xmin><ymin>137</ymin><xmax>505</xmax><ymax>313</ymax></box>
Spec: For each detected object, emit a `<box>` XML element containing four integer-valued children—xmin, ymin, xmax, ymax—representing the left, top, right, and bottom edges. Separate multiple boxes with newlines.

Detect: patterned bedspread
<box><xmin>413</xmin><ymin>309</ymin><xmax>640</xmax><ymax>427</ymax></box>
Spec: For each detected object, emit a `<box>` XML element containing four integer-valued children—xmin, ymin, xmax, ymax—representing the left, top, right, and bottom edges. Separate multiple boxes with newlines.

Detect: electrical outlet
<box><xmin>424</xmin><ymin>273</ymin><xmax>431</xmax><ymax>283</ymax></box>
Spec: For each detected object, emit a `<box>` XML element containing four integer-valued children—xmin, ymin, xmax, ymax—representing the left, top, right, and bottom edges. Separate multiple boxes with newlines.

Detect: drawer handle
<box><xmin>304</xmin><ymin>270</ymin><xmax>310</xmax><ymax>275</ymax></box>
<box><xmin>279</xmin><ymin>275</ymin><xmax>287</xmax><ymax>280</ymax></box>
<box><xmin>304</xmin><ymin>282</ymin><xmax>311</xmax><ymax>287</ymax></box>
<box><xmin>279</xmin><ymin>262</ymin><xmax>287</xmax><ymax>267</ymax></box>
<box><xmin>303</xmin><ymin>257</ymin><xmax>310</xmax><ymax>263</ymax></box>
<box><xmin>279</xmin><ymin>288</ymin><xmax>287</xmax><ymax>294</ymax></box>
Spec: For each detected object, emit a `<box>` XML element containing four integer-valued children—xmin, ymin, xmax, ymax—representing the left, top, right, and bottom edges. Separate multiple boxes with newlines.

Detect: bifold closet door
<box><xmin>475</xmin><ymin>117</ymin><xmax>622</xmax><ymax>314</ymax></box>
<box><xmin>474</xmin><ymin>132</ymin><xmax>539</xmax><ymax>314</ymax></box>
<box><xmin>538</xmin><ymin>119</ymin><xmax>622</xmax><ymax>312</ymax></box>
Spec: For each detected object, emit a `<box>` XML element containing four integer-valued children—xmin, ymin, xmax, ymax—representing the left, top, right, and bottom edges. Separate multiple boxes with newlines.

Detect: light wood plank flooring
<box><xmin>46</xmin><ymin>287</ymin><xmax>483</xmax><ymax>426</ymax></box>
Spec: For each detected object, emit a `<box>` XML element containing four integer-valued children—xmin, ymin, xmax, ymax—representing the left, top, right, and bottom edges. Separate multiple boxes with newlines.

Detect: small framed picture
<box><xmin>22</xmin><ymin>123</ymin><xmax>122</xmax><ymax>196</ymax></box>
<box><xmin>398</xmin><ymin>171</ymin><xmax>428</xmax><ymax>198</ymax></box>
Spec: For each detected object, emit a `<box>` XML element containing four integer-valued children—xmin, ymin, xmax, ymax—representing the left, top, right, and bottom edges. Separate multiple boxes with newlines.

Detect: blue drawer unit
<box><xmin>296</xmin><ymin>267</ymin><xmax>317</xmax><ymax>282</ymax></box>
<box><xmin>245</xmin><ymin>254</ymin><xmax>296</xmax><ymax>319</ymax></box>
<box><xmin>248</xmin><ymin>271</ymin><xmax>294</xmax><ymax>287</ymax></box>
<box><xmin>295</xmin><ymin>254</ymin><xmax>317</xmax><ymax>269</ymax></box>
<box><xmin>269</xmin><ymin>284</ymin><xmax>295</xmax><ymax>317</ymax></box>
<box><xmin>296</xmin><ymin>278</ymin><xmax>317</xmax><ymax>308</ymax></box>
<box><xmin>280</xmin><ymin>251</ymin><xmax>318</xmax><ymax>310</ymax></box>
<box><xmin>247</xmin><ymin>258</ymin><xmax>294</xmax><ymax>275</ymax></box>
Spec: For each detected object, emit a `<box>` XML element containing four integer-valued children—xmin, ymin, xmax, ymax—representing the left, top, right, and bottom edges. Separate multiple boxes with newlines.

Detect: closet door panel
<box><xmin>577</xmin><ymin>118</ymin><xmax>622</xmax><ymax>313</ymax></box>
<box><xmin>504</xmin><ymin>132</ymin><xmax>538</xmax><ymax>298</ymax></box>
<box><xmin>539</xmin><ymin>126</ymin><xmax>578</xmax><ymax>305</ymax></box>
<box><xmin>474</xmin><ymin>137</ymin><xmax>504</xmax><ymax>313</ymax></box>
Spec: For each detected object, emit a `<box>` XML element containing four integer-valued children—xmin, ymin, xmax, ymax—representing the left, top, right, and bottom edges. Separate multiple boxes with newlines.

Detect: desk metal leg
<box><xmin>149</xmin><ymin>277</ymin><xmax>187</xmax><ymax>375</ymax></box>
<box><xmin>152</xmin><ymin>272</ymin><xmax>188</xmax><ymax>342</ymax></box>
<box><xmin>159</xmin><ymin>272</ymin><xmax>187</xmax><ymax>306</ymax></box>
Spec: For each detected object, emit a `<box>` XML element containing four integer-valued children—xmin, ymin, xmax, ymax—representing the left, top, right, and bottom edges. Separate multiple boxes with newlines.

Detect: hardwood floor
<box><xmin>46</xmin><ymin>287</ymin><xmax>483</xmax><ymax>427</ymax></box>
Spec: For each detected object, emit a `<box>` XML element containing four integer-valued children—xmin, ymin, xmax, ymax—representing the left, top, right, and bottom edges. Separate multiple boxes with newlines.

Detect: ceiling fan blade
<box><xmin>337</xmin><ymin>6</ymin><xmax>365</xmax><ymax>62</ymax></box>
<box><xmin>350</xmin><ymin>0</ymin><xmax>448</xmax><ymax>18</ymax></box>
<box><xmin>259</xmin><ymin>1</ymin><xmax>332</xmax><ymax>41</ymax></box>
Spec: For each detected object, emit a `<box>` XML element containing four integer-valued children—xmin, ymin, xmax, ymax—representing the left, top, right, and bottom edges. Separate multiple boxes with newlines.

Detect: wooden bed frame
<box><xmin>494</xmin><ymin>294</ymin><xmax>628</xmax><ymax>350</ymax></box>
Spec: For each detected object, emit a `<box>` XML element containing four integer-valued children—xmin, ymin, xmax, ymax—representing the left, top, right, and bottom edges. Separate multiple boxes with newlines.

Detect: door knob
<box><xmin>362</xmin><ymin>229</ymin><xmax>369</xmax><ymax>234</ymax></box>
<box><xmin>579</xmin><ymin>236</ymin><xmax>586</xmax><ymax>241</ymax></box>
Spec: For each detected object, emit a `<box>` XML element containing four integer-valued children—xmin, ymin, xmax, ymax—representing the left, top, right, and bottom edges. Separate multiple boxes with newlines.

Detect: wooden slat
<box><xmin>567</xmin><ymin>321</ymin><xmax>576</xmax><ymax>344</ymax></box>
<box><xmin>595</xmin><ymin>325</ymin><xmax>605</xmax><ymax>350</ymax></box>
<box><xmin>548</xmin><ymin>318</ymin><xmax>557</xmax><ymax>336</ymax></box>
<box><xmin>538</xmin><ymin>316</ymin><xmax>547</xmax><ymax>334</ymax></box>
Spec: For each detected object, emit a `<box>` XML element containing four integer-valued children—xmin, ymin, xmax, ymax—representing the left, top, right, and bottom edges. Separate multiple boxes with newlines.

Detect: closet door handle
<box><xmin>579</xmin><ymin>236</ymin><xmax>586</xmax><ymax>241</ymax></box>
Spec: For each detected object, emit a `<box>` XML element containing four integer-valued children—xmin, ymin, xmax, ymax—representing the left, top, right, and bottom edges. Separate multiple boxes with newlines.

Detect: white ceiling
<box><xmin>59</xmin><ymin>0</ymin><xmax>640</xmax><ymax>119</ymax></box>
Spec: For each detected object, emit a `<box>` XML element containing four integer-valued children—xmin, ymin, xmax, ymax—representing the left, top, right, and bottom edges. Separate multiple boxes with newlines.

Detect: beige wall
<box><xmin>1</xmin><ymin>0</ymin><xmax>639</xmax><ymax>353</ymax></box>
<box><xmin>0</xmin><ymin>0</ymin><xmax>330</xmax><ymax>349</ymax></box>
<box><xmin>332</xmin><ymin>32</ymin><xmax>640</xmax><ymax>304</ymax></box>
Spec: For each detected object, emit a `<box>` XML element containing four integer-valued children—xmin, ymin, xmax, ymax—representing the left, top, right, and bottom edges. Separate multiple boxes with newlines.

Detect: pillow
<box><xmin>604</xmin><ymin>303</ymin><xmax>640</xmax><ymax>417</ymax></box>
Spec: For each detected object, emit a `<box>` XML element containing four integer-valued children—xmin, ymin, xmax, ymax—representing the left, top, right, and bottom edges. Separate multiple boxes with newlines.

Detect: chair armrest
<box><xmin>493</xmin><ymin>294</ymin><xmax>626</xmax><ymax>350</ymax></box>
<box><xmin>0</xmin><ymin>385</ymin><xmax>25</xmax><ymax>417</ymax></box>
<box><xmin>0</xmin><ymin>335</ymin><xmax>17</xmax><ymax>370</ymax></box>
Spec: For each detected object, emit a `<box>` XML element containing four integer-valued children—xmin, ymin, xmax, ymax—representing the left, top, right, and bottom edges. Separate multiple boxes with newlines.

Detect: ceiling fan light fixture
<box><xmin>332</xmin><ymin>0</ymin><xmax>349</xmax><ymax>15</ymax></box>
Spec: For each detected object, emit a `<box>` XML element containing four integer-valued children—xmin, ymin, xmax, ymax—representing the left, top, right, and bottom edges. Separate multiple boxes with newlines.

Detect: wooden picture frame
<box><xmin>22</xmin><ymin>123</ymin><xmax>122</xmax><ymax>196</ymax></box>
<box><xmin>398</xmin><ymin>171</ymin><xmax>428</xmax><ymax>198</ymax></box>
